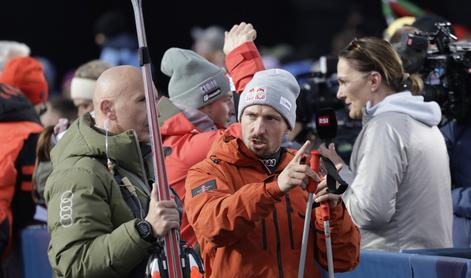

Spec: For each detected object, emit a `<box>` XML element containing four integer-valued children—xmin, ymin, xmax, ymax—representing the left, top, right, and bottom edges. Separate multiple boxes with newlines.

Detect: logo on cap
<box><xmin>201</xmin><ymin>79</ymin><xmax>221</xmax><ymax>103</ymax></box>
<box><xmin>245</xmin><ymin>87</ymin><xmax>266</xmax><ymax>102</ymax></box>
<box><xmin>279</xmin><ymin>96</ymin><xmax>292</xmax><ymax>111</ymax></box>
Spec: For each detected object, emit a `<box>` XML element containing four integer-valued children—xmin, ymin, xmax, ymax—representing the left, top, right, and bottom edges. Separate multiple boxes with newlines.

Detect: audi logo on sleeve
<box><xmin>59</xmin><ymin>190</ymin><xmax>74</xmax><ymax>228</ymax></box>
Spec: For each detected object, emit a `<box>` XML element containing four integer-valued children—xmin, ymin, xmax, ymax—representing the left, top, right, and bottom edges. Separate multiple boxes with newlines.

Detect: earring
<box><xmin>104</xmin><ymin>117</ymin><xmax>114</xmax><ymax>174</ymax></box>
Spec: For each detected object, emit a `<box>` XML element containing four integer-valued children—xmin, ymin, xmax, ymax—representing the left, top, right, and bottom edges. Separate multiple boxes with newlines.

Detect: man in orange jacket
<box><xmin>0</xmin><ymin>56</ymin><xmax>48</xmax><ymax>276</ymax></box>
<box><xmin>160</xmin><ymin>23</ymin><xmax>264</xmax><ymax>246</ymax></box>
<box><xmin>185</xmin><ymin>69</ymin><xmax>360</xmax><ymax>277</ymax></box>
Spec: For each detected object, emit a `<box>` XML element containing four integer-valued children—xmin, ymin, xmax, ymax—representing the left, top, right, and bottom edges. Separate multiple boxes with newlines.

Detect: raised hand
<box><xmin>277</xmin><ymin>141</ymin><xmax>320</xmax><ymax>193</ymax></box>
<box><xmin>145</xmin><ymin>184</ymin><xmax>180</xmax><ymax>237</ymax></box>
<box><xmin>223</xmin><ymin>22</ymin><xmax>257</xmax><ymax>55</ymax></box>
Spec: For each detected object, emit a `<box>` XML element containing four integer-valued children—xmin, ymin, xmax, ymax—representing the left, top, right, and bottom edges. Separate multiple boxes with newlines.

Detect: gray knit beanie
<box><xmin>238</xmin><ymin>69</ymin><xmax>300</xmax><ymax>129</ymax></box>
<box><xmin>161</xmin><ymin>47</ymin><xmax>230</xmax><ymax>109</ymax></box>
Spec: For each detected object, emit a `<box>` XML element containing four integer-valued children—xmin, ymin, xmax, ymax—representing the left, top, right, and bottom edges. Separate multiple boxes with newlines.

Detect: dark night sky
<box><xmin>1</xmin><ymin>0</ymin><xmax>470</xmax><ymax>92</ymax></box>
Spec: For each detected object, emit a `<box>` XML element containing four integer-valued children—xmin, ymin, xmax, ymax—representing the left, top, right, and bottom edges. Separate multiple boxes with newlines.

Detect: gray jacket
<box><xmin>340</xmin><ymin>91</ymin><xmax>453</xmax><ymax>251</ymax></box>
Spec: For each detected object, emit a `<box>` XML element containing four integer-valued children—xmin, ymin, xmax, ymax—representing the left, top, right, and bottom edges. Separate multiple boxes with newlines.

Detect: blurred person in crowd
<box><xmin>388</xmin><ymin>25</ymin><xmax>419</xmax><ymax>45</ymax></box>
<box><xmin>0</xmin><ymin>57</ymin><xmax>48</xmax><ymax>275</ymax></box>
<box><xmin>45</xmin><ymin>66</ymin><xmax>179</xmax><ymax>277</ymax></box>
<box><xmin>442</xmin><ymin>116</ymin><xmax>471</xmax><ymax>247</ymax></box>
<box><xmin>71</xmin><ymin>60</ymin><xmax>112</xmax><ymax>116</ymax></box>
<box><xmin>192</xmin><ymin>25</ymin><xmax>226</xmax><ymax>68</ymax></box>
<box><xmin>0</xmin><ymin>84</ymin><xmax>42</xmax><ymax>277</ymax></box>
<box><xmin>160</xmin><ymin>22</ymin><xmax>264</xmax><ymax>246</ymax></box>
<box><xmin>94</xmin><ymin>11</ymin><xmax>139</xmax><ymax>67</ymax></box>
<box><xmin>0</xmin><ymin>41</ymin><xmax>30</xmax><ymax>71</ymax></box>
<box><xmin>34</xmin><ymin>97</ymin><xmax>77</xmax><ymax>206</ymax></box>
<box><xmin>185</xmin><ymin>68</ymin><xmax>360</xmax><ymax>277</ymax></box>
<box><xmin>40</xmin><ymin>97</ymin><xmax>77</xmax><ymax>127</ymax></box>
<box><xmin>0</xmin><ymin>56</ymin><xmax>48</xmax><ymax>115</ymax></box>
<box><xmin>259</xmin><ymin>44</ymin><xmax>294</xmax><ymax>69</ymax></box>
<box><xmin>383</xmin><ymin>16</ymin><xmax>416</xmax><ymax>44</ymax></box>
<box><xmin>320</xmin><ymin>37</ymin><xmax>453</xmax><ymax>251</ymax></box>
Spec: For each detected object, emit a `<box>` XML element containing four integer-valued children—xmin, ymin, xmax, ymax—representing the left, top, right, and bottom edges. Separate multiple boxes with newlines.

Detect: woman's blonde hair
<box><xmin>339</xmin><ymin>37</ymin><xmax>423</xmax><ymax>95</ymax></box>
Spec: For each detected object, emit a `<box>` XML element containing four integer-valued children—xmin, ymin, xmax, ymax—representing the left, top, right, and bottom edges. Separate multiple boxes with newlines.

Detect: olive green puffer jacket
<box><xmin>45</xmin><ymin>113</ymin><xmax>154</xmax><ymax>278</ymax></box>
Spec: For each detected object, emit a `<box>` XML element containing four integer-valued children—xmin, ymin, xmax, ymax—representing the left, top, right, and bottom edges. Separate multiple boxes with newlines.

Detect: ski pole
<box><xmin>298</xmin><ymin>150</ymin><xmax>334</xmax><ymax>278</ymax></box>
<box><xmin>130</xmin><ymin>1</ymin><xmax>183</xmax><ymax>277</ymax></box>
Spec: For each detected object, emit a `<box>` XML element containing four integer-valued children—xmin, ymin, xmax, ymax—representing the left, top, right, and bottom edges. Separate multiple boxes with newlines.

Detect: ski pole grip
<box><xmin>309</xmin><ymin>150</ymin><xmax>330</xmax><ymax>221</ymax></box>
<box><xmin>307</xmin><ymin>150</ymin><xmax>320</xmax><ymax>193</ymax></box>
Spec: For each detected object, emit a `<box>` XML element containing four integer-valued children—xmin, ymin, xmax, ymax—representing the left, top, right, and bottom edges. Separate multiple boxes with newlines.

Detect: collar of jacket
<box><xmin>161</xmin><ymin>109</ymin><xmax>222</xmax><ymax>138</ymax></box>
<box><xmin>51</xmin><ymin>113</ymin><xmax>147</xmax><ymax>181</ymax></box>
<box><xmin>208</xmin><ymin>132</ymin><xmax>294</xmax><ymax>173</ymax></box>
<box><xmin>161</xmin><ymin>112</ymin><xmax>200</xmax><ymax>136</ymax></box>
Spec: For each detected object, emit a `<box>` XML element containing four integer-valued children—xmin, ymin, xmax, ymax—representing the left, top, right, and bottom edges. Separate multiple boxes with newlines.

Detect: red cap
<box><xmin>0</xmin><ymin>56</ymin><xmax>48</xmax><ymax>105</ymax></box>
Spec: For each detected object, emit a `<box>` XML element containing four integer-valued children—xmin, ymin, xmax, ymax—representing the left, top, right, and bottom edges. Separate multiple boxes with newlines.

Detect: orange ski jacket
<box><xmin>185</xmin><ymin>134</ymin><xmax>360</xmax><ymax>277</ymax></box>
<box><xmin>0</xmin><ymin>84</ymin><xmax>43</xmax><ymax>257</ymax></box>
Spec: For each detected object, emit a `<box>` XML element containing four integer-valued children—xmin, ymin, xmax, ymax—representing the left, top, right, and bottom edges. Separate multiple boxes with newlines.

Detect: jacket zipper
<box><xmin>120</xmin><ymin>132</ymin><xmax>151</xmax><ymax>219</ymax></box>
<box><xmin>285</xmin><ymin>195</ymin><xmax>295</xmax><ymax>249</ymax></box>
<box><xmin>261</xmin><ymin>219</ymin><xmax>268</xmax><ymax>250</ymax></box>
<box><xmin>272</xmin><ymin>208</ymin><xmax>284</xmax><ymax>278</ymax></box>
<box><xmin>133</xmin><ymin>132</ymin><xmax>151</xmax><ymax>196</ymax></box>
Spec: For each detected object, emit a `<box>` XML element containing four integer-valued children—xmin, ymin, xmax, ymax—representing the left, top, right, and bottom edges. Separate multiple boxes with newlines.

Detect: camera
<box><xmin>295</xmin><ymin>56</ymin><xmax>343</xmax><ymax>124</ymax></box>
<box><xmin>396</xmin><ymin>22</ymin><xmax>471</xmax><ymax>124</ymax></box>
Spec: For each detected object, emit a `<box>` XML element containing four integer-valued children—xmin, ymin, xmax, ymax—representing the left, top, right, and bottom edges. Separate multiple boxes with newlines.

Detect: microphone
<box><xmin>315</xmin><ymin>108</ymin><xmax>348</xmax><ymax>194</ymax></box>
<box><xmin>315</xmin><ymin>108</ymin><xmax>337</xmax><ymax>146</ymax></box>
<box><xmin>302</xmin><ymin>110</ymin><xmax>338</xmax><ymax>278</ymax></box>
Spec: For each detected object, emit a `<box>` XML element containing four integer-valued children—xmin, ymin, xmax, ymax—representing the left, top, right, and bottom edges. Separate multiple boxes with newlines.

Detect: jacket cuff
<box><xmin>124</xmin><ymin>219</ymin><xmax>154</xmax><ymax>250</ymax></box>
<box><xmin>225</xmin><ymin>42</ymin><xmax>261</xmax><ymax>73</ymax></box>
<box><xmin>265</xmin><ymin>180</ymin><xmax>285</xmax><ymax>201</ymax></box>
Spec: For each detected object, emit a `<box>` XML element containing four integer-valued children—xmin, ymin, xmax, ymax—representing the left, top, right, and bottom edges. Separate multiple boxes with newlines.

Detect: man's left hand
<box><xmin>314</xmin><ymin>177</ymin><xmax>341</xmax><ymax>208</ymax></box>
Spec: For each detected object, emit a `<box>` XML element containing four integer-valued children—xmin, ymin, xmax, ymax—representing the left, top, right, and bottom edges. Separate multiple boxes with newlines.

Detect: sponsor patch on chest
<box><xmin>191</xmin><ymin>180</ymin><xmax>217</xmax><ymax>197</ymax></box>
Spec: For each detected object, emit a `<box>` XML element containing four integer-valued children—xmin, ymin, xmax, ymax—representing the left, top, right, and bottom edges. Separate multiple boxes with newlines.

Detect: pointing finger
<box><xmin>292</xmin><ymin>140</ymin><xmax>310</xmax><ymax>164</ymax></box>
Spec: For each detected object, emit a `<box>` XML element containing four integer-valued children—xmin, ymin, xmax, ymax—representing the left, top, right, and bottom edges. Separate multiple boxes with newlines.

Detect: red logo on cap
<box><xmin>246</xmin><ymin>87</ymin><xmax>266</xmax><ymax>102</ymax></box>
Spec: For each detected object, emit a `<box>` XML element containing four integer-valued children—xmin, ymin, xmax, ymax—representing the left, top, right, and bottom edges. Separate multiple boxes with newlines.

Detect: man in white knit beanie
<box><xmin>70</xmin><ymin>60</ymin><xmax>111</xmax><ymax>116</ymax></box>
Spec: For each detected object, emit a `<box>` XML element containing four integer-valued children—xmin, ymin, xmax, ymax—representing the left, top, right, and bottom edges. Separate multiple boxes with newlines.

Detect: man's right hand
<box><xmin>223</xmin><ymin>22</ymin><xmax>257</xmax><ymax>55</ymax></box>
<box><xmin>277</xmin><ymin>141</ymin><xmax>320</xmax><ymax>193</ymax></box>
<box><xmin>145</xmin><ymin>184</ymin><xmax>180</xmax><ymax>237</ymax></box>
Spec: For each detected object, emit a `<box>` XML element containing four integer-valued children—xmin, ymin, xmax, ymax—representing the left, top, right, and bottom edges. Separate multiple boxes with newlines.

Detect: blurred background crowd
<box><xmin>1</xmin><ymin>0</ymin><xmax>470</xmax><ymax>97</ymax></box>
